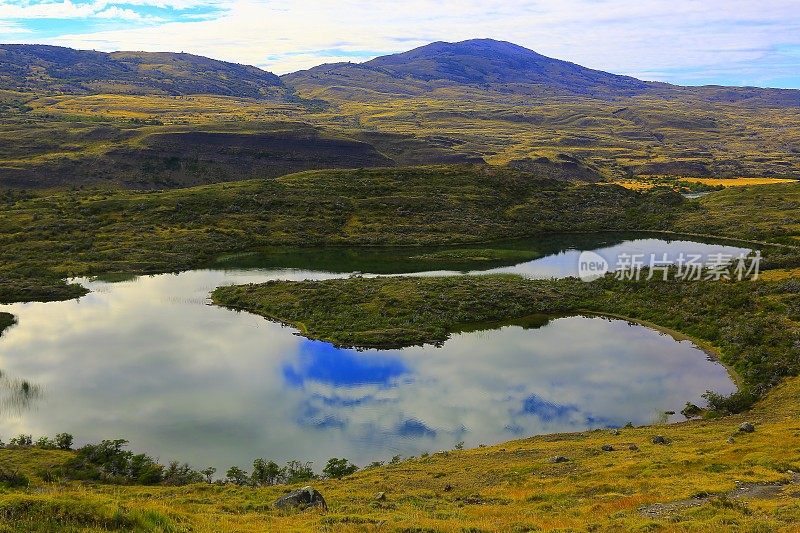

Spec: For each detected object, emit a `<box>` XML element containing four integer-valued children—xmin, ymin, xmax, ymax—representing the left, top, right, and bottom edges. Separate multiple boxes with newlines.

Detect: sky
<box><xmin>1</xmin><ymin>0</ymin><xmax>800</xmax><ymax>88</ymax></box>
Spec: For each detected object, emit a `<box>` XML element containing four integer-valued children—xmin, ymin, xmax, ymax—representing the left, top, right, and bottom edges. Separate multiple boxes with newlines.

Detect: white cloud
<box><xmin>94</xmin><ymin>5</ymin><xmax>160</xmax><ymax>21</ymax></box>
<box><xmin>0</xmin><ymin>0</ymin><xmax>224</xmax><ymax>20</ymax></box>
<box><xmin>0</xmin><ymin>0</ymin><xmax>99</xmax><ymax>19</ymax></box>
<box><xmin>0</xmin><ymin>20</ymin><xmax>29</xmax><ymax>34</ymax></box>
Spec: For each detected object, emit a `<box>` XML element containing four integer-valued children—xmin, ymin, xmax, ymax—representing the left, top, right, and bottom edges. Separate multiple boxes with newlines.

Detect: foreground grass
<box><xmin>2</xmin><ymin>376</ymin><xmax>800</xmax><ymax>532</ymax></box>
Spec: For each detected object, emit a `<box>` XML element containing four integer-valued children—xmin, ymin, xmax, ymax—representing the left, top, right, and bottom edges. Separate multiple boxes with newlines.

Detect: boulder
<box><xmin>274</xmin><ymin>486</ymin><xmax>327</xmax><ymax>511</ymax></box>
<box><xmin>738</xmin><ymin>422</ymin><xmax>755</xmax><ymax>433</ymax></box>
<box><xmin>601</xmin><ymin>444</ymin><xmax>614</xmax><ymax>452</ymax></box>
<box><xmin>652</xmin><ymin>435</ymin><xmax>670</xmax><ymax>445</ymax></box>
<box><xmin>681</xmin><ymin>403</ymin><xmax>703</xmax><ymax>418</ymax></box>
<box><xmin>550</xmin><ymin>456</ymin><xmax>570</xmax><ymax>463</ymax></box>
<box><xmin>375</xmin><ymin>491</ymin><xmax>386</xmax><ymax>501</ymax></box>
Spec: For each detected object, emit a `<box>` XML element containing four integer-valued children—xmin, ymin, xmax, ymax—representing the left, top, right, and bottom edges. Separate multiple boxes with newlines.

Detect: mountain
<box><xmin>284</xmin><ymin>39</ymin><xmax>800</xmax><ymax>106</ymax></box>
<box><xmin>0</xmin><ymin>44</ymin><xmax>289</xmax><ymax>99</ymax></box>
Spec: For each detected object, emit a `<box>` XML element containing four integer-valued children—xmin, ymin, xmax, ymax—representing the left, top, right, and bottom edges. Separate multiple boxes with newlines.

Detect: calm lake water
<box><xmin>0</xmin><ymin>234</ymin><xmax>746</xmax><ymax>471</ymax></box>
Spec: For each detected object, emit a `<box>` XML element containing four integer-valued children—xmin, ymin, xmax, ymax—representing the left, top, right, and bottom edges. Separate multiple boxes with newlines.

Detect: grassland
<box><xmin>616</xmin><ymin>176</ymin><xmax>799</xmax><ymax>192</ymax></box>
<box><xmin>313</xmin><ymin>95</ymin><xmax>800</xmax><ymax>179</ymax></box>
<box><xmin>1</xmin><ymin>165</ymin><xmax>799</xmax><ymax>302</ymax></box>
<box><xmin>0</xmin><ymin>165</ymin><xmax>692</xmax><ymax>302</ymax></box>
<box><xmin>3</xmin><ymin>86</ymin><xmax>800</xmax><ymax>188</ymax></box>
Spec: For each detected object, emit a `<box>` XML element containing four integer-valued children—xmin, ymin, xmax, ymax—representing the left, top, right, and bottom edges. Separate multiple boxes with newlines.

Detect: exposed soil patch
<box><xmin>640</xmin><ymin>473</ymin><xmax>800</xmax><ymax>518</ymax></box>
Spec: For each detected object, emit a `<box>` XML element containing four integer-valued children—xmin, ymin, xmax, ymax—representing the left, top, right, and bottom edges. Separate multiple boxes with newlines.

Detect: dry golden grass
<box><xmin>8</xmin><ymin>91</ymin><xmax>800</xmax><ymax>182</ymax></box>
<box><xmin>616</xmin><ymin>177</ymin><xmax>799</xmax><ymax>191</ymax></box>
<box><xmin>759</xmin><ymin>268</ymin><xmax>800</xmax><ymax>281</ymax></box>
<box><xmin>682</xmin><ymin>177</ymin><xmax>798</xmax><ymax>186</ymax></box>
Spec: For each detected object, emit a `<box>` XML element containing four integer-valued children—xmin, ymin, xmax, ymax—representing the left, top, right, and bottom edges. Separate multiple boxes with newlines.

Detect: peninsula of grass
<box><xmin>212</xmin><ymin>274</ymin><xmax>800</xmax><ymax>403</ymax></box>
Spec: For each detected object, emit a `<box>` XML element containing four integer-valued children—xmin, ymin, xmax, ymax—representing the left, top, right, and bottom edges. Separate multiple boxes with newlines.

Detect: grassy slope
<box><xmin>315</xmin><ymin>96</ymin><xmax>800</xmax><ymax>179</ymax></box>
<box><xmin>2</xmin><ymin>378</ymin><xmax>800</xmax><ymax>532</ymax></box>
<box><xmin>3</xmin><ymin>89</ymin><xmax>800</xmax><ymax>186</ymax></box>
<box><xmin>676</xmin><ymin>183</ymin><xmax>800</xmax><ymax>245</ymax></box>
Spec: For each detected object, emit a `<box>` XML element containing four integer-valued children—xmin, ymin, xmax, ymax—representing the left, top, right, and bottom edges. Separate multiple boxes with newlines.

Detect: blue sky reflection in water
<box><xmin>0</xmin><ymin>236</ymin><xmax>742</xmax><ymax>470</ymax></box>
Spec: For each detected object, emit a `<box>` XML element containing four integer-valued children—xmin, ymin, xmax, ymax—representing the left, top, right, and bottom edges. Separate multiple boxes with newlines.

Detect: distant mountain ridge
<box><xmin>0</xmin><ymin>44</ymin><xmax>289</xmax><ymax>99</ymax></box>
<box><xmin>2</xmin><ymin>40</ymin><xmax>798</xmax><ymax>106</ymax></box>
<box><xmin>284</xmin><ymin>38</ymin><xmax>800</xmax><ymax>106</ymax></box>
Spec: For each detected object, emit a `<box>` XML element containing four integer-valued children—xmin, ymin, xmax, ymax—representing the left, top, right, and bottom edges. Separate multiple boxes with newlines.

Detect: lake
<box><xmin>0</xmin><ymin>234</ymin><xmax>747</xmax><ymax>471</ymax></box>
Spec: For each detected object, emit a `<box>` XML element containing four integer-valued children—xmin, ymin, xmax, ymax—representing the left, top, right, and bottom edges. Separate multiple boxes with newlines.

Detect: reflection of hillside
<box><xmin>208</xmin><ymin>232</ymin><xmax>636</xmax><ymax>274</ymax></box>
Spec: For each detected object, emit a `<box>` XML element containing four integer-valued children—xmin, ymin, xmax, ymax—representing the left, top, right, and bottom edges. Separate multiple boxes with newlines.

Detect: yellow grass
<box><xmin>682</xmin><ymin>177</ymin><xmax>798</xmax><ymax>186</ymax></box>
<box><xmin>759</xmin><ymin>267</ymin><xmax>800</xmax><ymax>281</ymax></box>
<box><xmin>616</xmin><ymin>177</ymin><xmax>798</xmax><ymax>190</ymax></box>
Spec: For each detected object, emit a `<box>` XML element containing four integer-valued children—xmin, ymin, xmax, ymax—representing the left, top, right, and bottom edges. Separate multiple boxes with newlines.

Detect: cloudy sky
<box><xmin>1</xmin><ymin>0</ymin><xmax>799</xmax><ymax>87</ymax></box>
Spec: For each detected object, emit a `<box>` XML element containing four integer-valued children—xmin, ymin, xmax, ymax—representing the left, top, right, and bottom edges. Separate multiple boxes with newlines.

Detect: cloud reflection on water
<box><xmin>0</xmin><ymin>237</ymin><xmax>742</xmax><ymax>469</ymax></box>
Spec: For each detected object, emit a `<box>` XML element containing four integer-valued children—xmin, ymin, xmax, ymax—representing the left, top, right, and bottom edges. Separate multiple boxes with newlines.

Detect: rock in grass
<box><xmin>681</xmin><ymin>403</ymin><xmax>703</xmax><ymax>418</ymax></box>
<box><xmin>274</xmin><ymin>486</ymin><xmax>327</xmax><ymax>511</ymax></box>
<box><xmin>601</xmin><ymin>444</ymin><xmax>614</xmax><ymax>452</ymax></box>
<box><xmin>550</xmin><ymin>456</ymin><xmax>570</xmax><ymax>463</ymax></box>
<box><xmin>628</xmin><ymin>444</ymin><xmax>639</xmax><ymax>451</ymax></box>
<box><xmin>738</xmin><ymin>422</ymin><xmax>755</xmax><ymax>433</ymax></box>
<box><xmin>652</xmin><ymin>435</ymin><xmax>670</xmax><ymax>445</ymax></box>
<box><xmin>375</xmin><ymin>491</ymin><xmax>386</xmax><ymax>501</ymax></box>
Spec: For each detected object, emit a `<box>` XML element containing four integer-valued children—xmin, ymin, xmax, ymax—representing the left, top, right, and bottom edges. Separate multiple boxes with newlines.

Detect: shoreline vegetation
<box><xmin>0</xmin><ymin>312</ymin><xmax>15</xmax><ymax>336</ymax></box>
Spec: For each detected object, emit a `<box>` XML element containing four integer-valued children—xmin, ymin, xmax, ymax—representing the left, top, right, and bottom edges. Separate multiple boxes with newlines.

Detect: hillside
<box><xmin>0</xmin><ymin>44</ymin><xmax>290</xmax><ymax>99</ymax></box>
<box><xmin>284</xmin><ymin>39</ymin><xmax>651</xmax><ymax>100</ymax></box>
<box><xmin>284</xmin><ymin>39</ymin><xmax>800</xmax><ymax>107</ymax></box>
<box><xmin>1</xmin><ymin>41</ymin><xmax>799</xmax><ymax>186</ymax></box>
<box><xmin>1</xmin><ymin>164</ymin><xmax>799</xmax><ymax>304</ymax></box>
